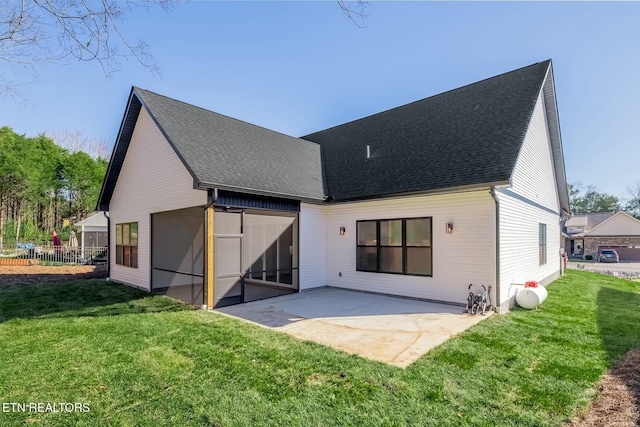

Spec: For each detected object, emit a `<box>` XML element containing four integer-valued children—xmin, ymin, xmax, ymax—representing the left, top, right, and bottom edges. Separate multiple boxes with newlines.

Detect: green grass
<box><xmin>0</xmin><ymin>271</ymin><xmax>639</xmax><ymax>426</ymax></box>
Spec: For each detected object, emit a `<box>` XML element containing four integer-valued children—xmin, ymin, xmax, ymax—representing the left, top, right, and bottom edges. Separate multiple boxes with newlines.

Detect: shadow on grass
<box><xmin>597</xmin><ymin>284</ymin><xmax>640</xmax><ymax>417</ymax></box>
<box><xmin>0</xmin><ymin>279</ymin><xmax>193</xmax><ymax>323</ymax></box>
<box><xmin>0</xmin><ymin>270</ymin><xmax>107</xmax><ymax>286</ymax></box>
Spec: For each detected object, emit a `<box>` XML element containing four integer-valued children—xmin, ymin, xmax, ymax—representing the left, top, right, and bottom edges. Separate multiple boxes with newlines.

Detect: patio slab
<box><xmin>215</xmin><ymin>287</ymin><xmax>491</xmax><ymax>367</ymax></box>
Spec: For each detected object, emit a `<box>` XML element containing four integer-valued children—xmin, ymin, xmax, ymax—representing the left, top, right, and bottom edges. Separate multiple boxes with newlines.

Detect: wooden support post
<box><xmin>206</xmin><ymin>205</ymin><xmax>215</xmax><ymax>309</ymax></box>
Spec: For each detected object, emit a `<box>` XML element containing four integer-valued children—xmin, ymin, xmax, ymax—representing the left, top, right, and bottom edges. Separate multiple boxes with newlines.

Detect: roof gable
<box><xmin>98</xmin><ymin>88</ymin><xmax>326</xmax><ymax>210</ymax></box>
<box><xmin>302</xmin><ymin>61</ymin><xmax>556</xmax><ymax>202</ymax></box>
<box><xmin>134</xmin><ymin>88</ymin><xmax>326</xmax><ymax>201</ymax></box>
<box><xmin>74</xmin><ymin>212</ymin><xmax>107</xmax><ymax>227</ymax></box>
<box><xmin>585</xmin><ymin>211</ymin><xmax>640</xmax><ymax>237</ymax></box>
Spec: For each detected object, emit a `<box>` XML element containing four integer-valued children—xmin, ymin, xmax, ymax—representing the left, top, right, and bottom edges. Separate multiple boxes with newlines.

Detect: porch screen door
<box><xmin>214</xmin><ymin>211</ymin><xmax>243</xmax><ymax>307</ymax></box>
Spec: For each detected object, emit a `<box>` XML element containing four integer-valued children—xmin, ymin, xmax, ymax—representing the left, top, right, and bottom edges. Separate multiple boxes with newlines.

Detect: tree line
<box><xmin>569</xmin><ymin>182</ymin><xmax>640</xmax><ymax>218</ymax></box>
<box><xmin>1</xmin><ymin>123</ymin><xmax>637</xmax><ymax>246</ymax></box>
<box><xmin>0</xmin><ymin>126</ymin><xmax>108</xmax><ymax>247</ymax></box>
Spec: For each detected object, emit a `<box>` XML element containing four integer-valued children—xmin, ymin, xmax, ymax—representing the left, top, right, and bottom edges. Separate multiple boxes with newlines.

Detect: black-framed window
<box><xmin>116</xmin><ymin>222</ymin><xmax>138</xmax><ymax>268</ymax></box>
<box><xmin>356</xmin><ymin>217</ymin><xmax>432</xmax><ymax>276</ymax></box>
<box><xmin>539</xmin><ymin>223</ymin><xmax>547</xmax><ymax>266</ymax></box>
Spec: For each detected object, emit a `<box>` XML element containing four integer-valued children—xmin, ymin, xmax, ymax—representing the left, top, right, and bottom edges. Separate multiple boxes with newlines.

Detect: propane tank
<box><xmin>516</xmin><ymin>285</ymin><xmax>548</xmax><ymax>309</ymax></box>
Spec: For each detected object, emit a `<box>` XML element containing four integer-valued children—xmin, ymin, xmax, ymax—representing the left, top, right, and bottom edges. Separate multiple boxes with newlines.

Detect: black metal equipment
<box><xmin>464</xmin><ymin>284</ymin><xmax>492</xmax><ymax>316</ymax></box>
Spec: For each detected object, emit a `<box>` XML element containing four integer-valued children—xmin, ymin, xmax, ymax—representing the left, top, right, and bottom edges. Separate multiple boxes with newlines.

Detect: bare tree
<box><xmin>0</xmin><ymin>0</ymin><xmax>178</xmax><ymax>74</ymax></box>
<box><xmin>337</xmin><ymin>1</ymin><xmax>370</xmax><ymax>28</ymax></box>
<box><xmin>0</xmin><ymin>0</ymin><xmax>179</xmax><ymax>99</ymax></box>
<box><xmin>625</xmin><ymin>181</ymin><xmax>640</xmax><ymax>219</ymax></box>
<box><xmin>50</xmin><ymin>129</ymin><xmax>110</xmax><ymax>160</ymax></box>
<box><xmin>2</xmin><ymin>1</ymin><xmax>366</xmax><ymax>98</ymax></box>
<box><xmin>2</xmin><ymin>1</ymin><xmax>366</xmax><ymax>72</ymax></box>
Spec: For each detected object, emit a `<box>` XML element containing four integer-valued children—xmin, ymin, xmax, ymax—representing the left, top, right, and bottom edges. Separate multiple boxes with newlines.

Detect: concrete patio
<box><xmin>215</xmin><ymin>287</ymin><xmax>492</xmax><ymax>367</ymax></box>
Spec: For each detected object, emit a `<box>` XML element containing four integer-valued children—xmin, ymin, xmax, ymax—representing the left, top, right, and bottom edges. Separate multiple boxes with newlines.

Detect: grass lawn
<box><xmin>1</xmin><ymin>271</ymin><xmax>639</xmax><ymax>426</ymax></box>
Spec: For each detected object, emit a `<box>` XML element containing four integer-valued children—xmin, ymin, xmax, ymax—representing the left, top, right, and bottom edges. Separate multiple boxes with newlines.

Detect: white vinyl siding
<box><xmin>109</xmin><ymin>108</ymin><xmax>207</xmax><ymax>289</ymax></box>
<box><xmin>497</xmin><ymin>193</ymin><xmax>560</xmax><ymax>305</ymax></box>
<box><xmin>510</xmin><ymin>91</ymin><xmax>560</xmax><ymax>213</ymax></box>
<box><xmin>497</xmin><ymin>89</ymin><xmax>562</xmax><ymax>309</ymax></box>
<box><xmin>324</xmin><ymin>191</ymin><xmax>495</xmax><ymax>304</ymax></box>
<box><xmin>299</xmin><ymin>203</ymin><xmax>328</xmax><ymax>290</ymax></box>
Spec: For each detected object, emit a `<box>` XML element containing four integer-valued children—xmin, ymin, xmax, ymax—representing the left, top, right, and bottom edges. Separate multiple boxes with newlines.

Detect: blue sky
<box><xmin>1</xmin><ymin>1</ymin><xmax>638</xmax><ymax>199</ymax></box>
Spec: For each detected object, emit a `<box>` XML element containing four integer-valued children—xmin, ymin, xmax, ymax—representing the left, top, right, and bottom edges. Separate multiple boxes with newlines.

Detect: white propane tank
<box><xmin>516</xmin><ymin>286</ymin><xmax>548</xmax><ymax>309</ymax></box>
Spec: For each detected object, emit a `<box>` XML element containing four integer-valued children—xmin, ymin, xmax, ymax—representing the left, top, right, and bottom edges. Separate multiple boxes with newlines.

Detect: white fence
<box><xmin>0</xmin><ymin>245</ymin><xmax>108</xmax><ymax>266</ymax></box>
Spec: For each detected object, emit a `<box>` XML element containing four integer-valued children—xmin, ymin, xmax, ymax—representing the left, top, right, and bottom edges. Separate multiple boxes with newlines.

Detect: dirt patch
<box><xmin>571</xmin><ymin>350</ymin><xmax>640</xmax><ymax>427</ymax></box>
<box><xmin>0</xmin><ymin>265</ymin><xmax>108</xmax><ymax>287</ymax></box>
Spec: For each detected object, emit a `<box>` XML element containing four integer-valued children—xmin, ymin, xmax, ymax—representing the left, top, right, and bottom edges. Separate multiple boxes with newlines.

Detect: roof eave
<box><xmin>196</xmin><ymin>181</ymin><xmax>326</xmax><ymax>204</ymax></box>
<box><xmin>96</xmin><ymin>87</ymin><xmax>141</xmax><ymax>212</ymax></box>
<box><xmin>543</xmin><ymin>62</ymin><xmax>571</xmax><ymax>215</ymax></box>
<box><xmin>327</xmin><ymin>181</ymin><xmax>508</xmax><ymax>204</ymax></box>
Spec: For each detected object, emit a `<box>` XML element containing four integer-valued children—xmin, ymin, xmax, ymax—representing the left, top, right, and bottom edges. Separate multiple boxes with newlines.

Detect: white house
<box><xmin>97</xmin><ymin>60</ymin><xmax>570</xmax><ymax>313</ymax></box>
<box><xmin>73</xmin><ymin>212</ymin><xmax>108</xmax><ymax>258</ymax></box>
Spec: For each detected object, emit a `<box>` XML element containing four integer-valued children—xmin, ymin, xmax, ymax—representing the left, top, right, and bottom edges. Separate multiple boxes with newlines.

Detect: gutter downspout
<box><xmin>490</xmin><ymin>187</ymin><xmax>501</xmax><ymax>313</ymax></box>
<box><xmin>560</xmin><ymin>210</ymin><xmax>571</xmax><ymax>276</ymax></box>
<box><xmin>203</xmin><ymin>188</ymin><xmax>218</xmax><ymax>309</ymax></box>
<box><xmin>103</xmin><ymin>211</ymin><xmax>110</xmax><ymax>278</ymax></box>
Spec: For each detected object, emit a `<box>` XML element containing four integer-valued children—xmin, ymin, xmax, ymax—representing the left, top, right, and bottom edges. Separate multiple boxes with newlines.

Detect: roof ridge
<box><xmin>303</xmin><ymin>60</ymin><xmax>551</xmax><ymax>137</ymax></box>
<box><xmin>133</xmin><ymin>86</ymin><xmax>321</xmax><ymax>148</ymax></box>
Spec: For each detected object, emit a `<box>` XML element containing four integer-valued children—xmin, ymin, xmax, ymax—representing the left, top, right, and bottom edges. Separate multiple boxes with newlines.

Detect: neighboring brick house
<box><xmin>563</xmin><ymin>213</ymin><xmax>612</xmax><ymax>257</ymax></box>
<box><xmin>564</xmin><ymin>212</ymin><xmax>640</xmax><ymax>261</ymax></box>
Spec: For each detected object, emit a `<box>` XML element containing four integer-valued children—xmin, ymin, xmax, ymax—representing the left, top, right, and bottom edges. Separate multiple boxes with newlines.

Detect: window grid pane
<box><xmin>380</xmin><ymin>220</ymin><xmax>402</xmax><ymax>246</ymax></box>
<box><xmin>130</xmin><ymin>223</ymin><xmax>138</xmax><ymax>246</ymax></box>
<box><xmin>115</xmin><ymin>224</ymin><xmax>122</xmax><ymax>245</ymax></box>
<box><xmin>357</xmin><ymin>221</ymin><xmax>377</xmax><ymax>246</ymax></box>
<box><xmin>122</xmin><ymin>224</ymin><xmax>130</xmax><ymax>245</ymax></box>
<box><xmin>131</xmin><ymin>246</ymin><xmax>138</xmax><ymax>268</ymax></box>
<box><xmin>379</xmin><ymin>247</ymin><xmax>403</xmax><ymax>273</ymax></box>
<box><xmin>406</xmin><ymin>247</ymin><xmax>432</xmax><ymax>275</ymax></box>
<box><xmin>357</xmin><ymin>247</ymin><xmax>378</xmax><ymax>271</ymax></box>
<box><xmin>406</xmin><ymin>218</ymin><xmax>431</xmax><ymax>247</ymax></box>
<box><xmin>123</xmin><ymin>246</ymin><xmax>131</xmax><ymax>267</ymax></box>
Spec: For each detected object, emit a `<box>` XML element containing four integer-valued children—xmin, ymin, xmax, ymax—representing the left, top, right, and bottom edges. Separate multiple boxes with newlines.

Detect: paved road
<box><xmin>567</xmin><ymin>261</ymin><xmax>640</xmax><ymax>274</ymax></box>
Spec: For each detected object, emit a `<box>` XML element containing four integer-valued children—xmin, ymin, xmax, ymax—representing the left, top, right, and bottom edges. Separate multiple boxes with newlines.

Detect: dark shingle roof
<box><xmin>135</xmin><ymin>88</ymin><xmax>326</xmax><ymax>201</ymax></box>
<box><xmin>98</xmin><ymin>88</ymin><xmax>326</xmax><ymax>210</ymax></box>
<box><xmin>302</xmin><ymin>60</ymin><xmax>551</xmax><ymax>201</ymax></box>
<box><xmin>99</xmin><ymin>60</ymin><xmax>564</xmax><ymax>211</ymax></box>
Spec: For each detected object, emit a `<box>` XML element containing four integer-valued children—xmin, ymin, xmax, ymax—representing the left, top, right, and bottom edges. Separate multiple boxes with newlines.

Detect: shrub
<box><xmin>585</xmin><ymin>255</ymin><xmax>593</xmax><ymax>260</ymax></box>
